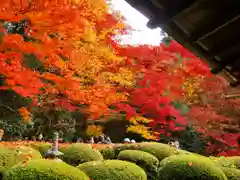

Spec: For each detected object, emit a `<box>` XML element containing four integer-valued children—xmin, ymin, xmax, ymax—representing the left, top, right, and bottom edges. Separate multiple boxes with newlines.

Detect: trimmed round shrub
<box><xmin>175</xmin><ymin>149</ymin><xmax>193</xmax><ymax>155</ymax></box>
<box><xmin>158</xmin><ymin>155</ymin><xmax>227</xmax><ymax>180</ymax></box>
<box><xmin>99</xmin><ymin>147</ymin><xmax>116</xmax><ymax>159</ymax></box>
<box><xmin>118</xmin><ymin>150</ymin><xmax>159</xmax><ymax>179</ymax></box>
<box><xmin>222</xmin><ymin>167</ymin><xmax>240</xmax><ymax>180</ymax></box>
<box><xmin>225</xmin><ymin>156</ymin><xmax>240</xmax><ymax>169</ymax></box>
<box><xmin>63</xmin><ymin>143</ymin><xmax>103</xmax><ymax>166</ymax></box>
<box><xmin>77</xmin><ymin>160</ymin><xmax>147</xmax><ymax>180</ymax></box>
<box><xmin>59</xmin><ymin>144</ymin><xmax>69</xmax><ymax>153</ymax></box>
<box><xmin>30</xmin><ymin>143</ymin><xmax>51</xmax><ymax>156</ymax></box>
<box><xmin>3</xmin><ymin>159</ymin><xmax>89</xmax><ymax>180</ymax></box>
<box><xmin>112</xmin><ymin>143</ymin><xmax>140</xmax><ymax>157</ymax></box>
<box><xmin>0</xmin><ymin>145</ymin><xmax>42</xmax><ymax>176</ymax></box>
<box><xmin>210</xmin><ymin>156</ymin><xmax>236</xmax><ymax>168</ymax></box>
<box><xmin>137</xmin><ymin>142</ymin><xmax>177</xmax><ymax>161</ymax></box>
<box><xmin>112</xmin><ymin>142</ymin><xmax>177</xmax><ymax>161</ymax></box>
<box><xmin>14</xmin><ymin>145</ymin><xmax>42</xmax><ymax>159</ymax></box>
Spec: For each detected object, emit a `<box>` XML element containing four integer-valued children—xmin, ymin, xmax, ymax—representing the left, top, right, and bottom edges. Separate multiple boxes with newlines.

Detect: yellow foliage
<box><xmin>101</xmin><ymin>68</ymin><xmax>134</xmax><ymax>87</ymax></box>
<box><xmin>183</xmin><ymin>76</ymin><xmax>204</xmax><ymax>104</ymax></box>
<box><xmin>86</xmin><ymin>125</ymin><xmax>103</xmax><ymax>137</ymax></box>
<box><xmin>0</xmin><ymin>0</ymin><xmax>134</xmax><ymax>119</ymax></box>
<box><xmin>127</xmin><ymin>125</ymin><xmax>157</xmax><ymax>140</ymax></box>
<box><xmin>129</xmin><ymin>116</ymin><xmax>153</xmax><ymax>125</ymax></box>
<box><xmin>71</xmin><ymin>0</ymin><xmax>108</xmax><ymax>20</ymax></box>
<box><xmin>127</xmin><ymin>116</ymin><xmax>156</xmax><ymax>140</ymax></box>
<box><xmin>83</xmin><ymin>22</ymin><xmax>97</xmax><ymax>43</ymax></box>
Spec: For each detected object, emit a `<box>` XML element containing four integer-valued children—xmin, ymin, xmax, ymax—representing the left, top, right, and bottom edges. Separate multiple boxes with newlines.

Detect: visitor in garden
<box><xmin>0</xmin><ymin>129</ymin><xmax>4</xmax><ymax>141</ymax></box>
<box><xmin>98</xmin><ymin>134</ymin><xmax>105</xmax><ymax>144</ymax></box>
<box><xmin>105</xmin><ymin>136</ymin><xmax>112</xmax><ymax>144</ymax></box>
<box><xmin>168</xmin><ymin>140</ymin><xmax>180</xmax><ymax>149</ymax></box>
<box><xmin>131</xmin><ymin>139</ymin><xmax>136</xmax><ymax>143</ymax></box>
<box><xmin>123</xmin><ymin>138</ymin><xmax>131</xmax><ymax>144</ymax></box>
<box><xmin>38</xmin><ymin>133</ymin><xmax>43</xmax><ymax>141</ymax></box>
<box><xmin>89</xmin><ymin>136</ymin><xmax>95</xmax><ymax>144</ymax></box>
<box><xmin>96</xmin><ymin>134</ymin><xmax>111</xmax><ymax>144</ymax></box>
<box><xmin>174</xmin><ymin>140</ymin><xmax>180</xmax><ymax>149</ymax></box>
<box><xmin>168</xmin><ymin>141</ymin><xmax>175</xmax><ymax>147</ymax></box>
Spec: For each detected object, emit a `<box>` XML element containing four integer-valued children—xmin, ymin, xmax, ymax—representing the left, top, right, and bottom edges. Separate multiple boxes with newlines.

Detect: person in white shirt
<box><xmin>123</xmin><ymin>138</ymin><xmax>131</xmax><ymax>144</ymax></box>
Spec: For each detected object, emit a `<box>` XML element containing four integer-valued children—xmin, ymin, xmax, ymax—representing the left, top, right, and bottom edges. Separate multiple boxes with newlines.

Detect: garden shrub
<box><xmin>30</xmin><ymin>142</ymin><xmax>51</xmax><ymax>156</ymax></box>
<box><xmin>99</xmin><ymin>147</ymin><xmax>116</xmax><ymax>159</ymax></box>
<box><xmin>210</xmin><ymin>156</ymin><xmax>236</xmax><ymax>168</ymax></box>
<box><xmin>222</xmin><ymin>167</ymin><xmax>240</xmax><ymax>180</ymax></box>
<box><xmin>3</xmin><ymin>159</ymin><xmax>89</xmax><ymax>180</ymax></box>
<box><xmin>77</xmin><ymin>160</ymin><xmax>147</xmax><ymax>180</ymax></box>
<box><xmin>112</xmin><ymin>142</ymin><xmax>177</xmax><ymax>161</ymax></box>
<box><xmin>0</xmin><ymin>145</ymin><xmax>42</xmax><ymax>176</ymax></box>
<box><xmin>225</xmin><ymin>156</ymin><xmax>240</xmax><ymax>169</ymax></box>
<box><xmin>118</xmin><ymin>150</ymin><xmax>159</xmax><ymax>180</ymax></box>
<box><xmin>63</xmin><ymin>143</ymin><xmax>103</xmax><ymax>166</ymax></box>
<box><xmin>112</xmin><ymin>143</ymin><xmax>140</xmax><ymax>157</ymax></box>
<box><xmin>137</xmin><ymin>142</ymin><xmax>177</xmax><ymax>161</ymax></box>
<box><xmin>59</xmin><ymin>144</ymin><xmax>70</xmax><ymax>154</ymax></box>
<box><xmin>158</xmin><ymin>155</ymin><xmax>227</xmax><ymax>180</ymax></box>
<box><xmin>174</xmin><ymin>149</ymin><xmax>193</xmax><ymax>155</ymax></box>
<box><xmin>14</xmin><ymin>145</ymin><xmax>42</xmax><ymax>159</ymax></box>
<box><xmin>175</xmin><ymin>150</ymin><xmax>206</xmax><ymax>158</ymax></box>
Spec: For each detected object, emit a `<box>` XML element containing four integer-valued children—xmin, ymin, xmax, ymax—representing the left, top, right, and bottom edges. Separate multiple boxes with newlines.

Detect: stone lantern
<box><xmin>45</xmin><ymin>132</ymin><xmax>63</xmax><ymax>161</ymax></box>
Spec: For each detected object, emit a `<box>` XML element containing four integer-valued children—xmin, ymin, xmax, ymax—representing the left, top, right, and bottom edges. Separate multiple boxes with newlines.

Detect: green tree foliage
<box><xmin>0</xmin><ymin>90</ymin><xmax>32</xmax><ymax>140</ymax></box>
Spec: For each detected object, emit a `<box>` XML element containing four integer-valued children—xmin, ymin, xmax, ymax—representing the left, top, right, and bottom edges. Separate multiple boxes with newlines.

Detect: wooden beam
<box><xmin>188</xmin><ymin>1</ymin><xmax>240</xmax><ymax>42</ymax></box>
<box><xmin>161</xmin><ymin>21</ymin><xmax>220</xmax><ymax>68</ymax></box>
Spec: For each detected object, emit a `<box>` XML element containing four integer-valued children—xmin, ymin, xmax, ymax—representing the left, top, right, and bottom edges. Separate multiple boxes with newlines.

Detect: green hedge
<box><xmin>137</xmin><ymin>142</ymin><xmax>177</xmax><ymax>161</ymax></box>
<box><xmin>63</xmin><ymin>143</ymin><xmax>103</xmax><ymax>166</ymax></box>
<box><xmin>222</xmin><ymin>167</ymin><xmax>240</xmax><ymax>180</ymax></box>
<box><xmin>30</xmin><ymin>143</ymin><xmax>51</xmax><ymax>156</ymax></box>
<box><xmin>59</xmin><ymin>145</ymin><xmax>69</xmax><ymax>154</ymax></box>
<box><xmin>112</xmin><ymin>142</ymin><xmax>177</xmax><ymax>161</ymax></box>
<box><xmin>77</xmin><ymin>160</ymin><xmax>147</xmax><ymax>180</ymax></box>
<box><xmin>112</xmin><ymin>143</ymin><xmax>139</xmax><ymax>157</ymax></box>
<box><xmin>118</xmin><ymin>150</ymin><xmax>159</xmax><ymax>180</ymax></box>
<box><xmin>158</xmin><ymin>155</ymin><xmax>227</xmax><ymax>180</ymax></box>
<box><xmin>3</xmin><ymin>159</ymin><xmax>89</xmax><ymax>180</ymax></box>
<box><xmin>225</xmin><ymin>156</ymin><xmax>240</xmax><ymax>169</ymax></box>
<box><xmin>0</xmin><ymin>145</ymin><xmax>42</xmax><ymax>176</ymax></box>
<box><xmin>210</xmin><ymin>156</ymin><xmax>236</xmax><ymax>168</ymax></box>
<box><xmin>99</xmin><ymin>147</ymin><xmax>116</xmax><ymax>159</ymax></box>
<box><xmin>175</xmin><ymin>149</ymin><xmax>193</xmax><ymax>155</ymax></box>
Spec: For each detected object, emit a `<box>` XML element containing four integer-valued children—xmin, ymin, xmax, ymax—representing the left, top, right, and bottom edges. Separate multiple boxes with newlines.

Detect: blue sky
<box><xmin>111</xmin><ymin>0</ymin><xmax>163</xmax><ymax>45</ymax></box>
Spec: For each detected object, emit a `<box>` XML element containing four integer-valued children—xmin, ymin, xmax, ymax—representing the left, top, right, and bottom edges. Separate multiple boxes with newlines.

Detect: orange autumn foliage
<box><xmin>0</xmin><ymin>1</ymin><xmax>238</xmax><ymax>148</ymax></box>
<box><xmin>0</xmin><ymin>0</ymin><xmax>132</xmax><ymax>119</ymax></box>
<box><xmin>18</xmin><ymin>107</ymin><xmax>31</xmax><ymax>122</ymax></box>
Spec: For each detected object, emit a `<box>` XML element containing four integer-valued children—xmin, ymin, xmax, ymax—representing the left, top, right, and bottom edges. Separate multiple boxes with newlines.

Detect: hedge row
<box><xmin>78</xmin><ymin>160</ymin><xmax>147</xmax><ymax>180</ymax></box>
<box><xmin>62</xmin><ymin>143</ymin><xmax>103</xmax><ymax>166</ymax></box>
<box><xmin>0</xmin><ymin>145</ymin><xmax>42</xmax><ymax>176</ymax></box>
<box><xmin>3</xmin><ymin>159</ymin><xmax>89</xmax><ymax>180</ymax></box>
<box><xmin>0</xmin><ymin>142</ymin><xmax>240</xmax><ymax>180</ymax></box>
<box><xmin>2</xmin><ymin>157</ymin><xmax>239</xmax><ymax>180</ymax></box>
<box><xmin>99</xmin><ymin>142</ymin><xmax>179</xmax><ymax>160</ymax></box>
<box><xmin>159</xmin><ymin>155</ymin><xmax>227</xmax><ymax>180</ymax></box>
<box><xmin>118</xmin><ymin>150</ymin><xmax>159</xmax><ymax>179</ymax></box>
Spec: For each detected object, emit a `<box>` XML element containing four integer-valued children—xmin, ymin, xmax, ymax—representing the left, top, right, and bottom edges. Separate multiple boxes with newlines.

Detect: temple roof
<box><xmin>125</xmin><ymin>0</ymin><xmax>240</xmax><ymax>87</ymax></box>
